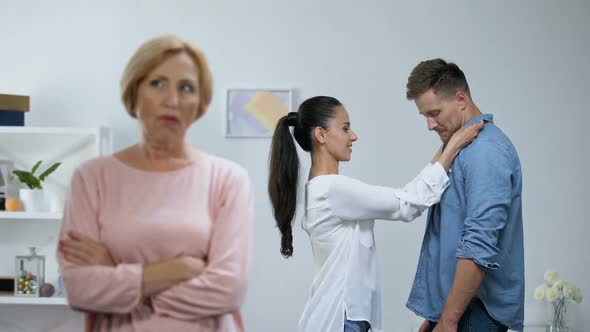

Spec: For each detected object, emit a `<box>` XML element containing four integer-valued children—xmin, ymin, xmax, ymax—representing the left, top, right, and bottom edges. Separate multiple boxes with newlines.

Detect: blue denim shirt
<box><xmin>406</xmin><ymin>114</ymin><xmax>524</xmax><ymax>332</ymax></box>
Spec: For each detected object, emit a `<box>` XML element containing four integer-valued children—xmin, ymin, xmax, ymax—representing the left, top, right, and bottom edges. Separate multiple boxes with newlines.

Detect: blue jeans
<box><xmin>429</xmin><ymin>299</ymin><xmax>507</xmax><ymax>332</ymax></box>
<box><xmin>344</xmin><ymin>319</ymin><xmax>370</xmax><ymax>332</ymax></box>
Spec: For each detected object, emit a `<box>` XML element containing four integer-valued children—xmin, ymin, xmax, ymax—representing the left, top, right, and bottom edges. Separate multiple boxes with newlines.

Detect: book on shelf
<box><xmin>0</xmin><ymin>94</ymin><xmax>30</xmax><ymax>126</ymax></box>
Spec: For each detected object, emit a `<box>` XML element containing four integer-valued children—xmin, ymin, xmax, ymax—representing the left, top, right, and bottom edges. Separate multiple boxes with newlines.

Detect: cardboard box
<box><xmin>0</xmin><ymin>94</ymin><xmax>29</xmax><ymax>126</ymax></box>
<box><xmin>0</xmin><ymin>94</ymin><xmax>30</xmax><ymax>112</ymax></box>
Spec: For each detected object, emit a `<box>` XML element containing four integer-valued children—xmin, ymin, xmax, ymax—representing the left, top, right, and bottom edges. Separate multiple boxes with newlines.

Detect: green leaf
<box><xmin>12</xmin><ymin>170</ymin><xmax>31</xmax><ymax>185</ymax></box>
<box><xmin>39</xmin><ymin>162</ymin><xmax>61</xmax><ymax>181</ymax></box>
<box><xmin>12</xmin><ymin>170</ymin><xmax>30</xmax><ymax>178</ymax></box>
<box><xmin>26</xmin><ymin>174</ymin><xmax>42</xmax><ymax>190</ymax></box>
<box><xmin>30</xmin><ymin>176</ymin><xmax>42</xmax><ymax>189</ymax></box>
<box><xmin>12</xmin><ymin>170</ymin><xmax>42</xmax><ymax>189</ymax></box>
<box><xmin>31</xmin><ymin>160</ymin><xmax>43</xmax><ymax>175</ymax></box>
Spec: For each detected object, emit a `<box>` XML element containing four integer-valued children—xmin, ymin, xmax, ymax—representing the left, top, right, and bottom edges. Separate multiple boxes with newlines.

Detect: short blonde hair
<box><xmin>121</xmin><ymin>35</ymin><xmax>213</xmax><ymax>119</ymax></box>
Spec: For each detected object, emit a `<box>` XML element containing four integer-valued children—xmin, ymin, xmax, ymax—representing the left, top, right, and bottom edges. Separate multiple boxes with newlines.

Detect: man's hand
<box><xmin>432</xmin><ymin>317</ymin><xmax>458</xmax><ymax>332</ymax></box>
<box><xmin>418</xmin><ymin>320</ymin><xmax>431</xmax><ymax>332</ymax></box>
<box><xmin>59</xmin><ymin>230</ymin><xmax>115</xmax><ymax>266</ymax></box>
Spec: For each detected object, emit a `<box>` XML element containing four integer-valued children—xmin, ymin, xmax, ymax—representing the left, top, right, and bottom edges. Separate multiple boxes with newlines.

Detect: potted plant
<box><xmin>12</xmin><ymin>160</ymin><xmax>61</xmax><ymax>212</ymax></box>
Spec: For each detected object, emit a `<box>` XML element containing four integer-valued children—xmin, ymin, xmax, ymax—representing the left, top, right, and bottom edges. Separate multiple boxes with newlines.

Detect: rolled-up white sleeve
<box><xmin>329</xmin><ymin>162</ymin><xmax>449</xmax><ymax>222</ymax></box>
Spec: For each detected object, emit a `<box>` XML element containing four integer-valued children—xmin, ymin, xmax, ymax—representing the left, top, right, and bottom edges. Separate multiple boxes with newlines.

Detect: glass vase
<box><xmin>547</xmin><ymin>298</ymin><xmax>569</xmax><ymax>332</ymax></box>
<box><xmin>14</xmin><ymin>247</ymin><xmax>45</xmax><ymax>297</ymax></box>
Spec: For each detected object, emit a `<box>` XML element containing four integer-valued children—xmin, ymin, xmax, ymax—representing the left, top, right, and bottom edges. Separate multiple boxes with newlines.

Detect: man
<box><xmin>405</xmin><ymin>59</ymin><xmax>524</xmax><ymax>332</ymax></box>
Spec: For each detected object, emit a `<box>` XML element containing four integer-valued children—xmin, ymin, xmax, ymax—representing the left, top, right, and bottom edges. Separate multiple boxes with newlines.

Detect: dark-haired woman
<box><xmin>268</xmin><ymin>96</ymin><xmax>483</xmax><ymax>332</ymax></box>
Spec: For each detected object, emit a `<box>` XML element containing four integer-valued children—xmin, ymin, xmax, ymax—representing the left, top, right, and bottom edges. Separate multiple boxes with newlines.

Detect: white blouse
<box><xmin>299</xmin><ymin>162</ymin><xmax>449</xmax><ymax>332</ymax></box>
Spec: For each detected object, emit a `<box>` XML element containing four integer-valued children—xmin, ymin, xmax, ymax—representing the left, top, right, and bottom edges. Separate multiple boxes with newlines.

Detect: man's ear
<box><xmin>456</xmin><ymin>91</ymin><xmax>468</xmax><ymax>111</ymax></box>
<box><xmin>313</xmin><ymin>127</ymin><xmax>326</xmax><ymax>144</ymax></box>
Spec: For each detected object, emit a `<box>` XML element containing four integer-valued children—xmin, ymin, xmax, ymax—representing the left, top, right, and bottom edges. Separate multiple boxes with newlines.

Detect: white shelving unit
<box><xmin>0</xmin><ymin>212</ymin><xmax>63</xmax><ymax>222</ymax></box>
<box><xmin>0</xmin><ymin>126</ymin><xmax>111</xmax><ymax>198</ymax></box>
<box><xmin>0</xmin><ymin>126</ymin><xmax>111</xmax><ymax>306</ymax></box>
<box><xmin>0</xmin><ymin>295</ymin><xmax>67</xmax><ymax>305</ymax></box>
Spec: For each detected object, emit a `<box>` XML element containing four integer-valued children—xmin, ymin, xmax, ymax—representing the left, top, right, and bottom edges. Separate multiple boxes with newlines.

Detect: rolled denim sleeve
<box><xmin>456</xmin><ymin>140</ymin><xmax>514</xmax><ymax>271</ymax></box>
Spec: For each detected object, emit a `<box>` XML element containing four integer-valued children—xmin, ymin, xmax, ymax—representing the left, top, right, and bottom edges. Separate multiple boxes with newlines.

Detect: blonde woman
<box><xmin>57</xmin><ymin>35</ymin><xmax>254</xmax><ymax>332</ymax></box>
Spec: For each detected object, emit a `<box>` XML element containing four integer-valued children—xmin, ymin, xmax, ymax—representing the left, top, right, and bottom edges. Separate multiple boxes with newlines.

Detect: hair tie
<box><xmin>286</xmin><ymin>112</ymin><xmax>299</xmax><ymax>127</ymax></box>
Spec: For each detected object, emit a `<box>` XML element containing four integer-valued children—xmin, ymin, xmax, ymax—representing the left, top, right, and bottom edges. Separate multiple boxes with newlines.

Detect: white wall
<box><xmin>1</xmin><ymin>1</ymin><xmax>588</xmax><ymax>331</ymax></box>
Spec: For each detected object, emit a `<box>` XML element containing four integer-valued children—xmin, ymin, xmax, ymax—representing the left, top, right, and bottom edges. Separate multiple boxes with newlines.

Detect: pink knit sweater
<box><xmin>57</xmin><ymin>154</ymin><xmax>254</xmax><ymax>331</ymax></box>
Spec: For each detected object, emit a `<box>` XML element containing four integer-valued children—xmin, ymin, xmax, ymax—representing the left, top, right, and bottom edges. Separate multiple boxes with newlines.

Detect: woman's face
<box><xmin>134</xmin><ymin>51</ymin><xmax>200</xmax><ymax>141</ymax></box>
<box><xmin>322</xmin><ymin>106</ymin><xmax>358</xmax><ymax>162</ymax></box>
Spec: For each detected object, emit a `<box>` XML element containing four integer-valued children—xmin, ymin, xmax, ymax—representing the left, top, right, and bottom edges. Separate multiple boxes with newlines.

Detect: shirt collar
<box><xmin>464</xmin><ymin>113</ymin><xmax>493</xmax><ymax>127</ymax></box>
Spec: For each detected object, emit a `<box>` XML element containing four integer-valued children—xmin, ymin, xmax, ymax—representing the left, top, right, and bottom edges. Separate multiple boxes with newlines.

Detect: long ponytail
<box><xmin>268</xmin><ymin>96</ymin><xmax>342</xmax><ymax>258</ymax></box>
<box><xmin>268</xmin><ymin>114</ymin><xmax>299</xmax><ymax>258</ymax></box>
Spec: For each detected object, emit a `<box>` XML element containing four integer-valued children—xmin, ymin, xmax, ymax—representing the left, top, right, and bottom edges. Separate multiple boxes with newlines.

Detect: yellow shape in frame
<box><xmin>244</xmin><ymin>91</ymin><xmax>289</xmax><ymax>132</ymax></box>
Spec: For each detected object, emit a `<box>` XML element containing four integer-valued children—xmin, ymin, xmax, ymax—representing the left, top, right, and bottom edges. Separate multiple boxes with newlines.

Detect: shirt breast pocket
<box><xmin>357</xmin><ymin>221</ymin><xmax>375</xmax><ymax>248</ymax></box>
<box><xmin>441</xmin><ymin>189</ymin><xmax>461</xmax><ymax>209</ymax></box>
<box><xmin>441</xmin><ymin>169</ymin><xmax>463</xmax><ymax>209</ymax></box>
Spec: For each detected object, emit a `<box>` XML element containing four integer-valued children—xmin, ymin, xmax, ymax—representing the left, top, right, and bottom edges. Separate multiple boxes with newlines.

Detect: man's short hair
<box><xmin>406</xmin><ymin>58</ymin><xmax>470</xmax><ymax>100</ymax></box>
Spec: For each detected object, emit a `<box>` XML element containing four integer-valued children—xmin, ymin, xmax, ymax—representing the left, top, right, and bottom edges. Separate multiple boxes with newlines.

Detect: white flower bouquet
<box><xmin>534</xmin><ymin>270</ymin><xmax>583</xmax><ymax>331</ymax></box>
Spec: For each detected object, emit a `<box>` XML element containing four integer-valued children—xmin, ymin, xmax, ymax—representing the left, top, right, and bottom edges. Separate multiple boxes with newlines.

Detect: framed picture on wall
<box><xmin>225</xmin><ymin>88</ymin><xmax>292</xmax><ymax>138</ymax></box>
<box><xmin>0</xmin><ymin>160</ymin><xmax>14</xmax><ymax>195</ymax></box>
